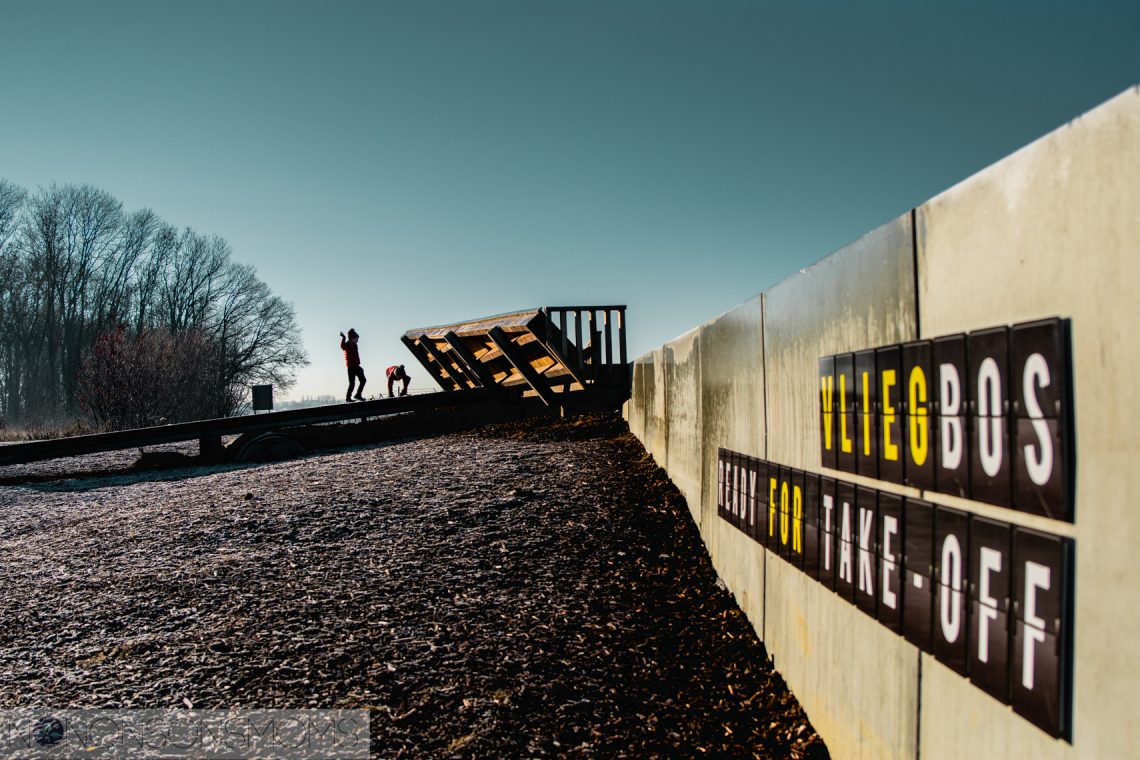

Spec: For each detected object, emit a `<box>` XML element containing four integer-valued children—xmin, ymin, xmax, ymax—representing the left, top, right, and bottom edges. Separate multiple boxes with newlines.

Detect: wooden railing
<box><xmin>538</xmin><ymin>306</ymin><xmax>628</xmax><ymax>387</ymax></box>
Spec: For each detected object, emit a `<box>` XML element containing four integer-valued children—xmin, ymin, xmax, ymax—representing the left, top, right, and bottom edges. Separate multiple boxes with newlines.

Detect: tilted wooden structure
<box><xmin>401</xmin><ymin>306</ymin><xmax>629</xmax><ymax>407</ymax></box>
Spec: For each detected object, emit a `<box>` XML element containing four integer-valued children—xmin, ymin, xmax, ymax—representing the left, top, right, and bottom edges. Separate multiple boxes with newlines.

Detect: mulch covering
<box><xmin>0</xmin><ymin>414</ymin><xmax>827</xmax><ymax>758</ymax></box>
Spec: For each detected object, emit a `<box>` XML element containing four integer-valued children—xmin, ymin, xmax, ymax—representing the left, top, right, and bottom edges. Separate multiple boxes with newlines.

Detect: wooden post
<box><xmin>618</xmin><ymin>307</ymin><xmax>629</xmax><ymax>385</ymax></box>
<box><xmin>558</xmin><ymin>309</ymin><xmax>569</xmax><ymax>363</ymax></box>
<box><xmin>588</xmin><ymin>310</ymin><xmax>601</xmax><ymax>383</ymax></box>
<box><xmin>574</xmin><ymin>310</ymin><xmax>585</xmax><ymax>378</ymax></box>
<box><xmin>603</xmin><ymin>309</ymin><xmax>614</xmax><ymax>382</ymax></box>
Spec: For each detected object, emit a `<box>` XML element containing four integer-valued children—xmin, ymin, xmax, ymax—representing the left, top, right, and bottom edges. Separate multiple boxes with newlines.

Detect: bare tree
<box><xmin>0</xmin><ymin>180</ymin><xmax>28</xmax><ymax>424</ymax></box>
<box><xmin>78</xmin><ymin>326</ymin><xmax>226</xmax><ymax>430</ymax></box>
<box><xmin>210</xmin><ymin>262</ymin><xmax>308</xmax><ymax>416</ymax></box>
<box><xmin>0</xmin><ymin>179</ymin><xmax>309</xmax><ymax>429</ymax></box>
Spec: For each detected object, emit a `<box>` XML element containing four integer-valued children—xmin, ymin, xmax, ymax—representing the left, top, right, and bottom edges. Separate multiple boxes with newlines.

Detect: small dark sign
<box><xmin>252</xmin><ymin>384</ymin><xmax>273</xmax><ymax>411</ymax></box>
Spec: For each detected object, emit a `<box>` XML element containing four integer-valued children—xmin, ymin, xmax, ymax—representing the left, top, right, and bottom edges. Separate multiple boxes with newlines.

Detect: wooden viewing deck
<box><xmin>0</xmin><ymin>305</ymin><xmax>631</xmax><ymax>467</ymax></box>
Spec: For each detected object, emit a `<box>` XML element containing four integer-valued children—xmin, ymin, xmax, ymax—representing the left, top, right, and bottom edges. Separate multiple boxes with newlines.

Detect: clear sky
<box><xmin>1</xmin><ymin>0</ymin><xmax>1136</xmax><ymax>399</ymax></box>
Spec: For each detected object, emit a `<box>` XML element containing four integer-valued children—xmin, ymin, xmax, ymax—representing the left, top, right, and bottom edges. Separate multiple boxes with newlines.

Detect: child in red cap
<box><xmin>340</xmin><ymin>329</ymin><xmax>366</xmax><ymax>402</ymax></box>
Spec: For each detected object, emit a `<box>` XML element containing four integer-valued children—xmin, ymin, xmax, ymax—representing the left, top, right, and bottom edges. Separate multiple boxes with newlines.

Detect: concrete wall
<box><xmin>663</xmin><ymin>328</ymin><xmax>702</xmax><ymax>523</ymax></box>
<box><xmin>698</xmin><ymin>297</ymin><xmax>767</xmax><ymax>630</ymax></box>
<box><xmin>760</xmin><ymin>214</ymin><xmax>920</xmax><ymax>760</ymax></box>
<box><xmin>913</xmin><ymin>87</ymin><xmax>1140</xmax><ymax>760</ymax></box>
<box><xmin>623</xmin><ymin>87</ymin><xmax>1140</xmax><ymax>758</ymax></box>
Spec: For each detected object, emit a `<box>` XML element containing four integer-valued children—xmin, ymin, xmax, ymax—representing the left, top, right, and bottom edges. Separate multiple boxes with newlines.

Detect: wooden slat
<box><xmin>604</xmin><ymin>309</ymin><xmax>614</xmax><ymax>382</ymax></box>
<box><xmin>403</xmin><ymin>308</ymin><xmax>542</xmax><ymax>341</ymax></box>
<box><xmin>402</xmin><ymin>335</ymin><xmax>456</xmax><ymax>391</ymax></box>
<box><xmin>444</xmin><ymin>331</ymin><xmax>498</xmax><ymax>388</ymax></box>
<box><xmin>618</xmin><ymin>307</ymin><xmax>628</xmax><ymax>383</ymax></box>
<box><xmin>526</xmin><ymin>322</ymin><xmax>587</xmax><ymax>387</ymax></box>
<box><xmin>433</xmin><ymin>342</ymin><xmax>480</xmax><ymax>389</ymax></box>
<box><xmin>488</xmin><ymin>327</ymin><xmax>557</xmax><ymax>406</ymax></box>
<box><xmin>588</xmin><ymin>309</ymin><xmax>597</xmax><ymax>380</ymax></box>
<box><xmin>574</xmin><ymin>310</ymin><xmax>584</xmax><ymax>376</ymax></box>
<box><xmin>478</xmin><ymin>346</ymin><xmax>505</xmax><ymax>363</ymax></box>
<box><xmin>418</xmin><ymin>338</ymin><xmax>470</xmax><ymax>390</ymax></box>
<box><xmin>587</xmin><ymin>310</ymin><xmax>602</xmax><ymax>382</ymax></box>
<box><xmin>558</xmin><ymin>310</ymin><xmax>568</xmax><ymax>364</ymax></box>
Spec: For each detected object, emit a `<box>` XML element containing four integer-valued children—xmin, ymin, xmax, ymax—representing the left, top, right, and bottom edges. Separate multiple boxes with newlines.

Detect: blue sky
<box><xmin>1</xmin><ymin>0</ymin><xmax>1136</xmax><ymax>399</ymax></box>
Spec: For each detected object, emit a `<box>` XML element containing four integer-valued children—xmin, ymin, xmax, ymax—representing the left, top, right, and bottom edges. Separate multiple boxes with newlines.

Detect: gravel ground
<box><xmin>0</xmin><ymin>414</ymin><xmax>827</xmax><ymax>758</ymax></box>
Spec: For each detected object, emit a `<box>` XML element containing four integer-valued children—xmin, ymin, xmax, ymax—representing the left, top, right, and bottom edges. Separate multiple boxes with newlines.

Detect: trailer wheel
<box><xmin>229</xmin><ymin>432</ymin><xmax>307</xmax><ymax>463</ymax></box>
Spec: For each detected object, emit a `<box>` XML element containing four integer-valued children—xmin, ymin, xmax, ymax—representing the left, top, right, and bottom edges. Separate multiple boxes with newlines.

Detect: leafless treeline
<box><xmin>0</xmin><ymin>179</ymin><xmax>308</xmax><ymax>428</ymax></box>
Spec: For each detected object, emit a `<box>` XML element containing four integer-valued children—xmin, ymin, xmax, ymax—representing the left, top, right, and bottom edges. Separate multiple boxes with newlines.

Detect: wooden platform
<box><xmin>0</xmin><ymin>389</ymin><xmax>499</xmax><ymax>466</ymax></box>
<box><xmin>402</xmin><ymin>306</ymin><xmax>629</xmax><ymax>407</ymax></box>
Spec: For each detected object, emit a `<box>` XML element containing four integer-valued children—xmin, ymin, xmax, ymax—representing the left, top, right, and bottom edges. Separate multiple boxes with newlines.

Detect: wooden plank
<box><xmin>418</xmin><ymin>338</ymin><xmax>471</xmax><ymax>390</ymax></box>
<box><xmin>401</xmin><ymin>335</ymin><xmax>456</xmax><ymax>391</ymax></box>
<box><xmin>543</xmin><ymin>304</ymin><xmax>627</xmax><ymax>312</ymax></box>
<box><xmin>479</xmin><ymin>346</ymin><xmax>505</xmax><ymax>363</ymax></box>
<box><xmin>593</xmin><ymin>321</ymin><xmax>602</xmax><ymax>382</ymax></box>
<box><xmin>604</xmin><ymin>308</ymin><xmax>614</xmax><ymax>382</ymax></box>
<box><xmin>558</xmin><ymin>310</ymin><xmax>568</xmax><ymax>363</ymax></box>
<box><xmin>488</xmin><ymin>327</ymin><xmax>557</xmax><ymax>406</ymax></box>
<box><xmin>432</xmin><ymin>341</ymin><xmax>480</xmax><ymax>389</ymax></box>
<box><xmin>403</xmin><ymin>308</ymin><xmax>542</xmax><ymax>341</ymax></box>
<box><xmin>574</xmin><ymin>310</ymin><xmax>584</xmax><ymax>376</ymax></box>
<box><xmin>618</xmin><ymin>307</ymin><xmax>629</xmax><ymax>383</ymax></box>
<box><xmin>444</xmin><ymin>331</ymin><xmax>498</xmax><ymax>388</ymax></box>
<box><xmin>519</xmin><ymin>312</ymin><xmax>583</xmax><ymax>389</ymax></box>
<box><xmin>586</xmin><ymin>310</ymin><xmax>601</xmax><ymax>382</ymax></box>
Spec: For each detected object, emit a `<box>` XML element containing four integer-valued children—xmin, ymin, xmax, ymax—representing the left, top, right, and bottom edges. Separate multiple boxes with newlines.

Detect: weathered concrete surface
<box><xmin>627</xmin><ymin>349</ymin><xmax>669</xmax><ymax>470</ymax></box>
<box><xmin>646</xmin><ymin>347</ymin><xmax>669</xmax><ymax>469</ymax></box>
<box><xmin>760</xmin><ymin>214</ymin><xmax>919</xmax><ymax>760</ymax></box>
<box><xmin>663</xmin><ymin>328</ymin><xmax>702</xmax><ymax>524</ymax></box>
<box><xmin>766</xmin><ymin>560</ymin><xmax>919</xmax><ymax>760</ymax></box>
<box><xmin>697</xmin><ymin>297</ymin><xmax>767</xmax><ymax>633</ymax></box>
<box><xmin>915</xmin><ymin>86</ymin><xmax>1140</xmax><ymax>760</ymax></box>
<box><xmin>625</xmin><ymin>358</ymin><xmax>649</xmax><ymax>442</ymax></box>
<box><xmin>762</xmin><ymin>214</ymin><xmax>917</xmax><ymax>470</ymax></box>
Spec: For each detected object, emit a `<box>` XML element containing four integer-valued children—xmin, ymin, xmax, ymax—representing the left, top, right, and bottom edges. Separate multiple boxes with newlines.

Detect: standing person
<box><xmin>340</xmin><ymin>329</ymin><xmax>366</xmax><ymax>402</ymax></box>
<box><xmin>386</xmin><ymin>364</ymin><xmax>411</xmax><ymax>397</ymax></box>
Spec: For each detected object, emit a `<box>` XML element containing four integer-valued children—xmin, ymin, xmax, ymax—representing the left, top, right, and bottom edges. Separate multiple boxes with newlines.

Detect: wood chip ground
<box><xmin>0</xmin><ymin>414</ymin><xmax>828</xmax><ymax>759</ymax></box>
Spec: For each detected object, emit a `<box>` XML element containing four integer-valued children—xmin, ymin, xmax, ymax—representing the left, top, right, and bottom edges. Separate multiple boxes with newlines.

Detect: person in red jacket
<box><xmin>387</xmin><ymin>364</ymin><xmax>410</xmax><ymax>397</ymax></box>
<box><xmin>340</xmin><ymin>329</ymin><xmax>366</xmax><ymax>402</ymax></box>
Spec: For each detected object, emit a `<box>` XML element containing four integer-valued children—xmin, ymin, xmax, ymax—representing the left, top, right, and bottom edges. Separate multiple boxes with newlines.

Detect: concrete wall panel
<box><xmin>759</xmin><ymin>213</ymin><xmax>919</xmax><ymax>759</ymax></box>
<box><xmin>918</xmin><ymin>656</ymin><xmax>1068</xmax><ymax>760</ymax></box>
<box><xmin>637</xmin><ymin>347</ymin><xmax>668</xmax><ymax>469</ymax></box>
<box><xmin>663</xmin><ymin>328</ymin><xmax>702</xmax><ymax>521</ymax></box>
<box><xmin>625</xmin><ymin>356</ymin><xmax>651</xmax><ymax>442</ymax></box>
<box><xmin>697</xmin><ymin>297</ymin><xmax>766</xmax><ymax>631</ymax></box>
<box><xmin>763</xmin><ymin>214</ymin><xmax>917</xmax><ymax>469</ymax></box>
<box><xmin>915</xmin><ymin>87</ymin><xmax>1140</xmax><ymax>759</ymax></box>
<box><xmin>766</xmin><ymin>560</ymin><xmax>919</xmax><ymax>760</ymax></box>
